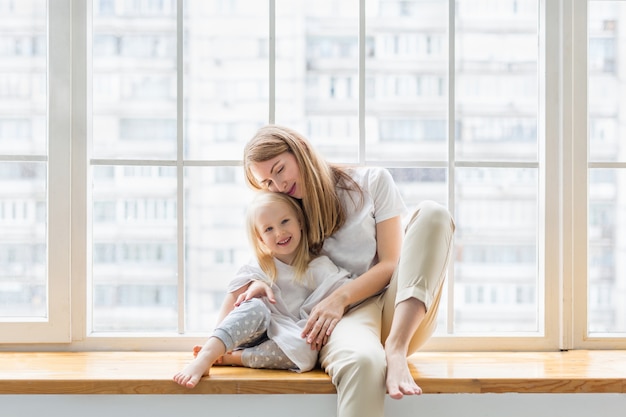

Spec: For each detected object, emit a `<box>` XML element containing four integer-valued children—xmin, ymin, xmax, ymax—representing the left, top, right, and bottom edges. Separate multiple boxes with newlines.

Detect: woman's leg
<box><xmin>381</xmin><ymin>200</ymin><xmax>455</xmax><ymax>399</ymax></box>
<box><xmin>319</xmin><ymin>297</ymin><xmax>386</xmax><ymax>417</ymax></box>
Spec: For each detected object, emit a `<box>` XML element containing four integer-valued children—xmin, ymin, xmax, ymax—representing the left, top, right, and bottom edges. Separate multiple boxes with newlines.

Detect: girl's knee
<box><xmin>238</xmin><ymin>298</ymin><xmax>271</xmax><ymax>325</ymax></box>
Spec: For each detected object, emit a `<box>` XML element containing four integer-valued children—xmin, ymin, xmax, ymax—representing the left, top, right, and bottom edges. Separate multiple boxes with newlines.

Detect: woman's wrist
<box><xmin>332</xmin><ymin>286</ymin><xmax>354</xmax><ymax>309</ymax></box>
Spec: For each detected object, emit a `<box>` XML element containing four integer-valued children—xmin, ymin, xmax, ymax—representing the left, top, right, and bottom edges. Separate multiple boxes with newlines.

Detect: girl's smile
<box><xmin>255</xmin><ymin>200</ymin><xmax>302</xmax><ymax>265</ymax></box>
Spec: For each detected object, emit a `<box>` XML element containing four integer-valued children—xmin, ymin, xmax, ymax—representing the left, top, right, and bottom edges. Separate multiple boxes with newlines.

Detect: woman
<box><xmin>243</xmin><ymin>125</ymin><xmax>455</xmax><ymax>417</ymax></box>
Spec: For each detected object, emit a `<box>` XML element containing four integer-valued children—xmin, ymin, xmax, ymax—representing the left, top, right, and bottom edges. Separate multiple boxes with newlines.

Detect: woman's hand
<box><xmin>300</xmin><ymin>216</ymin><xmax>403</xmax><ymax>351</ymax></box>
<box><xmin>301</xmin><ymin>294</ymin><xmax>346</xmax><ymax>351</ymax></box>
<box><xmin>234</xmin><ymin>280</ymin><xmax>276</xmax><ymax>306</ymax></box>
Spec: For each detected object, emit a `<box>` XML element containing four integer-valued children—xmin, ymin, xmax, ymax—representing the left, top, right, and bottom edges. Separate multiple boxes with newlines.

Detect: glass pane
<box><xmin>0</xmin><ymin>1</ymin><xmax>47</xmax><ymax>156</ymax></box>
<box><xmin>587</xmin><ymin>2</ymin><xmax>626</xmax><ymax>336</ymax></box>
<box><xmin>91</xmin><ymin>166</ymin><xmax>178</xmax><ymax>332</ymax></box>
<box><xmin>92</xmin><ymin>1</ymin><xmax>177</xmax><ymax>160</ymax></box>
<box><xmin>454</xmin><ymin>168</ymin><xmax>539</xmax><ymax>333</ymax></box>
<box><xmin>588</xmin><ymin>168</ymin><xmax>626</xmax><ymax>335</ymax></box>
<box><xmin>275</xmin><ymin>0</ymin><xmax>359</xmax><ymax>163</ymax></box>
<box><xmin>390</xmin><ymin>167</ymin><xmax>447</xmax><ymax>210</ymax></box>
<box><xmin>185</xmin><ymin>167</ymin><xmax>253</xmax><ymax>332</ymax></box>
<box><xmin>0</xmin><ymin>163</ymin><xmax>47</xmax><ymax>318</ymax></box>
<box><xmin>0</xmin><ymin>1</ymin><xmax>47</xmax><ymax>319</ymax></box>
<box><xmin>456</xmin><ymin>0</ymin><xmax>538</xmax><ymax>162</ymax></box>
<box><xmin>588</xmin><ymin>1</ymin><xmax>621</xmax><ymax>163</ymax></box>
<box><xmin>183</xmin><ymin>0</ymin><xmax>269</xmax><ymax>160</ymax></box>
<box><xmin>365</xmin><ymin>0</ymin><xmax>449</xmax><ymax>162</ymax></box>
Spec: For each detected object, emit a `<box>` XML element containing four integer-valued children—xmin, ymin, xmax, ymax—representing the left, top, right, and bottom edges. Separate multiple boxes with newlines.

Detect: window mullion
<box><xmin>269</xmin><ymin>0</ymin><xmax>276</xmax><ymax>124</ymax></box>
<box><xmin>446</xmin><ymin>0</ymin><xmax>456</xmax><ymax>336</ymax></box>
<box><xmin>543</xmin><ymin>0</ymin><xmax>564</xmax><ymax>349</ymax></box>
<box><xmin>571</xmin><ymin>0</ymin><xmax>588</xmax><ymax>349</ymax></box>
<box><xmin>70</xmin><ymin>0</ymin><xmax>89</xmax><ymax>342</ymax></box>
<box><xmin>358</xmin><ymin>0</ymin><xmax>365</xmax><ymax>164</ymax></box>
<box><xmin>45</xmin><ymin>0</ymin><xmax>72</xmax><ymax>342</ymax></box>
<box><xmin>558</xmin><ymin>0</ymin><xmax>575</xmax><ymax>350</ymax></box>
<box><xmin>176</xmin><ymin>0</ymin><xmax>185</xmax><ymax>334</ymax></box>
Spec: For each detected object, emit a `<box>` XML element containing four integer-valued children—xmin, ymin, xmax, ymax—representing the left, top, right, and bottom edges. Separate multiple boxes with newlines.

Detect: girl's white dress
<box><xmin>228</xmin><ymin>255</ymin><xmax>353</xmax><ymax>372</ymax></box>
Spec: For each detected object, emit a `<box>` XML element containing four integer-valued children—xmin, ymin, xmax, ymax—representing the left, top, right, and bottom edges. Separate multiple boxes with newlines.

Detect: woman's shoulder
<box><xmin>345</xmin><ymin>166</ymin><xmax>391</xmax><ymax>180</ymax></box>
<box><xmin>344</xmin><ymin>166</ymin><xmax>395</xmax><ymax>191</ymax></box>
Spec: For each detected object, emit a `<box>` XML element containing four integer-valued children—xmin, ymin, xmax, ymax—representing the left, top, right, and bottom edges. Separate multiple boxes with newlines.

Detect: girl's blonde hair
<box><xmin>246</xmin><ymin>191</ymin><xmax>312</xmax><ymax>283</ymax></box>
<box><xmin>243</xmin><ymin>124</ymin><xmax>361</xmax><ymax>254</ymax></box>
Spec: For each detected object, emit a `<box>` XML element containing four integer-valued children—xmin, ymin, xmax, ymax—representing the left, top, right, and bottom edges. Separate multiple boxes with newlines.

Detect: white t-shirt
<box><xmin>321</xmin><ymin>167</ymin><xmax>407</xmax><ymax>277</ymax></box>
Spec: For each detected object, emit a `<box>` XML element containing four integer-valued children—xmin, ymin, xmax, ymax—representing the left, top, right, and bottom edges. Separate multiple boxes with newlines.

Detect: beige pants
<box><xmin>319</xmin><ymin>201</ymin><xmax>455</xmax><ymax>417</ymax></box>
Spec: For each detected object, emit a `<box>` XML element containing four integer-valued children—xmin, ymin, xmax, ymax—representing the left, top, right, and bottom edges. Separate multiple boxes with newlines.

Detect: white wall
<box><xmin>3</xmin><ymin>394</ymin><xmax>625</xmax><ymax>417</ymax></box>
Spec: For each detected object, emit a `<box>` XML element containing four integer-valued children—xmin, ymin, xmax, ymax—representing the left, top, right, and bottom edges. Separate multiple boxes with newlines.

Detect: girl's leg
<box><xmin>217</xmin><ymin>349</ymin><xmax>243</xmax><ymax>366</ymax></box>
<box><xmin>241</xmin><ymin>339</ymin><xmax>298</xmax><ymax>370</ymax></box>
<box><xmin>173</xmin><ymin>336</ymin><xmax>227</xmax><ymax>388</ymax></box>
<box><xmin>173</xmin><ymin>298</ymin><xmax>271</xmax><ymax>388</ymax></box>
<box><xmin>381</xmin><ymin>200</ymin><xmax>454</xmax><ymax>399</ymax></box>
<box><xmin>319</xmin><ymin>297</ymin><xmax>386</xmax><ymax>417</ymax></box>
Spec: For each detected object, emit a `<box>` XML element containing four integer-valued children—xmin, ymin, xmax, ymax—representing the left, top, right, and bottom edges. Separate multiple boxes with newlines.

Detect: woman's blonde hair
<box><xmin>246</xmin><ymin>191</ymin><xmax>312</xmax><ymax>283</ymax></box>
<box><xmin>243</xmin><ymin>125</ymin><xmax>360</xmax><ymax>254</ymax></box>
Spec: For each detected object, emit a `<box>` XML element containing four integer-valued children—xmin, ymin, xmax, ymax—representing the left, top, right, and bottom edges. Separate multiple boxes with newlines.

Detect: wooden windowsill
<box><xmin>0</xmin><ymin>350</ymin><xmax>624</xmax><ymax>395</ymax></box>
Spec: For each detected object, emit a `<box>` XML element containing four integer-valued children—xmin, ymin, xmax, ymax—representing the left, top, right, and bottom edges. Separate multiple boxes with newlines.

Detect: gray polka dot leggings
<box><xmin>212</xmin><ymin>297</ymin><xmax>298</xmax><ymax>370</ymax></box>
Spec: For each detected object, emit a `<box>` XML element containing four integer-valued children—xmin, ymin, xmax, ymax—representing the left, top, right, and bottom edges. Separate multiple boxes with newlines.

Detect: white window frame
<box><xmin>0</xmin><ymin>0</ymin><xmax>72</xmax><ymax>344</ymax></box>
<box><xmin>570</xmin><ymin>0</ymin><xmax>625</xmax><ymax>350</ymax></box>
<box><xmin>2</xmin><ymin>0</ymin><xmax>625</xmax><ymax>350</ymax></box>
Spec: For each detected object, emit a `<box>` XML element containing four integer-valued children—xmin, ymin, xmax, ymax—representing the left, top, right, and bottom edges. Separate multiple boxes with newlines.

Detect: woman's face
<box><xmin>249</xmin><ymin>152</ymin><xmax>303</xmax><ymax>199</ymax></box>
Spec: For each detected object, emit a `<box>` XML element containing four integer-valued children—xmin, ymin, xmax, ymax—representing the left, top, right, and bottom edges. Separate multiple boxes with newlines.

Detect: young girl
<box><xmin>243</xmin><ymin>125</ymin><xmax>455</xmax><ymax>417</ymax></box>
<box><xmin>173</xmin><ymin>191</ymin><xmax>353</xmax><ymax>389</ymax></box>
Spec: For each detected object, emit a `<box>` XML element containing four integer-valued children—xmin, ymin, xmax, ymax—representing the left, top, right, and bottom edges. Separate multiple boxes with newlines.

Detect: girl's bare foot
<box><xmin>192</xmin><ymin>345</ymin><xmax>202</xmax><ymax>357</ymax></box>
<box><xmin>174</xmin><ymin>338</ymin><xmax>226</xmax><ymax>388</ymax></box>
<box><xmin>173</xmin><ymin>351</ymin><xmax>214</xmax><ymax>388</ymax></box>
<box><xmin>218</xmin><ymin>350</ymin><xmax>244</xmax><ymax>366</ymax></box>
<box><xmin>385</xmin><ymin>349</ymin><xmax>422</xmax><ymax>399</ymax></box>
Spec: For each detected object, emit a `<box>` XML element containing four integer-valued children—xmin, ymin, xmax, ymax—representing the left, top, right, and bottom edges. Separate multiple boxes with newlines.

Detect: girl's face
<box><xmin>249</xmin><ymin>152</ymin><xmax>303</xmax><ymax>199</ymax></box>
<box><xmin>255</xmin><ymin>201</ymin><xmax>302</xmax><ymax>265</ymax></box>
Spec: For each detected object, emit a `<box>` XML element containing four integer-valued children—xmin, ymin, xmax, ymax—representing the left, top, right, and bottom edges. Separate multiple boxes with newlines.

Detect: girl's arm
<box><xmin>214</xmin><ymin>282</ymin><xmax>251</xmax><ymax>325</ymax></box>
<box><xmin>301</xmin><ymin>215</ymin><xmax>403</xmax><ymax>349</ymax></box>
<box><xmin>215</xmin><ymin>279</ymin><xmax>276</xmax><ymax>326</ymax></box>
<box><xmin>234</xmin><ymin>280</ymin><xmax>276</xmax><ymax>306</ymax></box>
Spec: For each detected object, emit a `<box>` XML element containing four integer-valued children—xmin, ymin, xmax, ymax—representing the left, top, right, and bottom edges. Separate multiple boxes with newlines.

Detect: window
<box><xmin>1</xmin><ymin>0</ymin><xmax>624</xmax><ymax>350</ymax></box>
<box><xmin>0</xmin><ymin>0</ymin><xmax>70</xmax><ymax>342</ymax></box>
<box><xmin>584</xmin><ymin>0</ymin><xmax>626</xmax><ymax>338</ymax></box>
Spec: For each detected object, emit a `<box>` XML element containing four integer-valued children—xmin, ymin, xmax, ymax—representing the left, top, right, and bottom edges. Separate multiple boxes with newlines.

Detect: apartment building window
<box><xmin>1</xmin><ymin>0</ymin><xmax>624</xmax><ymax>350</ymax></box>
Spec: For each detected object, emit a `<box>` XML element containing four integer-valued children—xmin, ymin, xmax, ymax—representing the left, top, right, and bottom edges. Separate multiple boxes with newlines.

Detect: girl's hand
<box><xmin>301</xmin><ymin>295</ymin><xmax>345</xmax><ymax>351</ymax></box>
<box><xmin>234</xmin><ymin>280</ymin><xmax>276</xmax><ymax>306</ymax></box>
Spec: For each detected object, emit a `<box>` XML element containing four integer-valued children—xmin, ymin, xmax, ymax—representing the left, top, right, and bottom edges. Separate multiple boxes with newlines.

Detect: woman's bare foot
<box><xmin>385</xmin><ymin>349</ymin><xmax>422</xmax><ymax>399</ymax></box>
<box><xmin>383</xmin><ymin>298</ymin><xmax>427</xmax><ymax>399</ymax></box>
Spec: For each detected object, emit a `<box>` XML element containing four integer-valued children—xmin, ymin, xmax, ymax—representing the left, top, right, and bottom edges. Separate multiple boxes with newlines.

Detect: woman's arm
<box><xmin>301</xmin><ymin>215</ymin><xmax>403</xmax><ymax>348</ymax></box>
